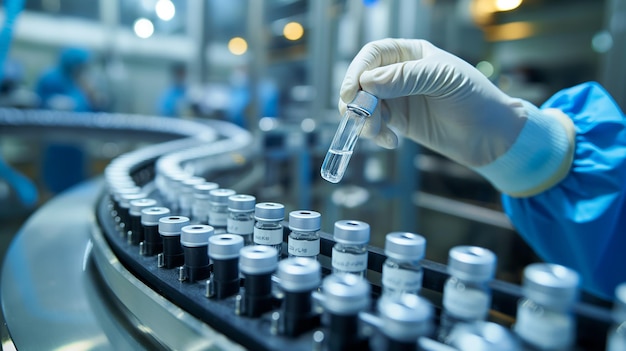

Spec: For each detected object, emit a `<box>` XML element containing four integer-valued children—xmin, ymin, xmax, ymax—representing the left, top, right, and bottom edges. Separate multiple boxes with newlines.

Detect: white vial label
<box><xmin>254</xmin><ymin>227</ymin><xmax>283</xmax><ymax>245</ymax></box>
<box><xmin>227</xmin><ymin>218</ymin><xmax>254</xmax><ymax>234</ymax></box>
<box><xmin>382</xmin><ymin>265</ymin><xmax>423</xmax><ymax>292</ymax></box>
<box><xmin>288</xmin><ymin>238</ymin><xmax>320</xmax><ymax>257</ymax></box>
<box><xmin>208</xmin><ymin>212</ymin><xmax>227</xmax><ymax>226</ymax></box>
<box><xmin>514</xmin><ymin>307</ymin><xmax>574</xmax><ymax>349</ymax></box>
<box><xmin>332</xmin><ymin>248</ymin><xmax>367</xmax><ymax>272</ymax></box>
<box><xmin>443</xmin><ymin>286</ymin><xmax>490</xmax><ymax>320</ymax></box>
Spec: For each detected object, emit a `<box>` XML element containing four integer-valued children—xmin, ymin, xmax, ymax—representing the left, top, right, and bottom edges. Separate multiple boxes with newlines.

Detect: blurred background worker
<box><xmin>36</xmin><ymin>47</ymin><xmax>95</xmax><ymax>194</ymax></box>
<box><xmin>157</xmin><ymin>61</ymin><xmax>187</xmax><ymax>117</ymax></box>
<box><xmin>36</xmin><ymin>46</ymin><xmax>96</xmax><ymax>112</ymax></box>
<box><xmin>339</xmin><ymin>38</ymin><xmax>626</xmax><ymax>300</ymax></box>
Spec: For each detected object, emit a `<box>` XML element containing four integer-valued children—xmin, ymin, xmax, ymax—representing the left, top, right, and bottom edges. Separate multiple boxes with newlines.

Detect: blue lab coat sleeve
<box><xmin>501</xmin><ymin>82</ymin><xmax>626</xmax><ymax>299</ymax></box>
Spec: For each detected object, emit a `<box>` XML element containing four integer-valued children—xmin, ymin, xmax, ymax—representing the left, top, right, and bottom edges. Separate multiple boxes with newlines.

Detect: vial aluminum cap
<box><xmin>129</xmin><ymin>198</ymin><xmax>158</xmax><ymax>216</ymax></box>
<box><xmin>254</xmin><ymin>202</ymin><xmax>285</xmax><ymax>221</ymax></box>
<box><xmin>228</xmin><ymin>194</ymin><xmax>256</xmax><ymax>212</ymax></box>
<box><xmin>277</xmin><ymin>257</ymin><xmax>321</xmax><ymax>292</ymax></box>
<box><xmin>182</xmin><ymin>177</ymin><xmax>205</xmax><ymax>192</ymax></box>
<box><xmin>239</xmin><ymin>245</ymin><xmax>278</xmax><ymax>275</ymax></box>
<box><xmin>113</xmin><ymin>186</ymin><xmax>141</xmax><ymax>202</ymax></box>
<box><xmin>378</xmin><ymin>294</ymin><xmax>433</xmax><ymax>342</ymax></box>
<box><xmin>141</xmin><ymin>207</ymin><xmax>170</xmax><ymax>226</ymax></box>
<box><xmin>447</xmin><ymin>321</ymin><xmax>519</xmax><ymax>351</ymax></box>
<box><xmin>447</xmin><ymin>246</ymin><xmax>496</xmax><ymax>282</ymax></box>
<box><xmin>384</xmin><ymin>232</ymin><xmax>426</xmax><ymax>261</ymax></box>
<box><xmin>288</xmin><ymin>210</ymin><xmax>321</xmax><ymax>232</ymax></box>
<box><xmin>322</xmin><ymin>274</ymin><xmax>370</xmax><ymax>315</ymax></box>
<box><xmin>613</xmin><ymin>283</ymin><xmax>626</xmax><ymax>323</ymax></box>
<box><xmin>209</xmin><ymin>188</ymin><xmax>236</xmax><ymax>204</ymax></box>
<box><xmin>333</xmin><ymin>220</ymin><xmax>370</xmax><ymax>244</ymax></box>
<box><xmin>522</xmin><ymin>263</ymin><xmax>579</xmax><ymax>309</ymax></box>
<box><xmin>194</xmin><ymin>182</ymin><xmax>219</xmax><ymax>197</ymax></box>
<box><xmin>120</xmin><ymin>192</ymin><xmax>147</xmax><ymax>208</ymax></box>
<box><xmin>181</xmin><ymin>225</ymin><xmax>214</xmax><ymax>247</ymax></box>
<box><xmin>158</xmin><ymin>216</ymin><xmax>190</xmax><ymax>236</ymax></box>
<box><xmin>347</xmin><ymin>91</ymin><xmax>378</xmax><ymax>116</ymax></box>
<box><xmin>209</xmin><ymin>234</ymin><xmax>244</xmax><ymax>260</ymax></box>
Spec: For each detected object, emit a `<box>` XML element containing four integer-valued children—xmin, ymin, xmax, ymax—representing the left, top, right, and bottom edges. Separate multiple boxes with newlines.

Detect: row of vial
<box><xmin>107</xmin><ymin>180</ymin><xmax>626</xmax><ymax>351</ymax></box>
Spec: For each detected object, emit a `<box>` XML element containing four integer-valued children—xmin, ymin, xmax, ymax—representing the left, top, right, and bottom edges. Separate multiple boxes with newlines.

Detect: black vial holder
<box><xmin>212</xmin><ymin>257</ymin><xmax>240</xmax><ymax>299</ymax></box>
<box><xmin>143</xmin><ymin>224</ymin><xmax>162</xmax><ymax>256</ymax></box>
<box><xmin>161</xmin><ymin>235</ymin><xmax>184</xmax><ymax>268</ymax></box>
<box><xmin>242</xmin><ymin>273</ymin><xmax>275</xmax><ymax>318</ymax></box>
<box><xmin>327</xmin><ymin>313</ymin><xmax>368</xmax><ymax>351</ymax></box>
<box><xmin>281</xmin><ymin>291</ymin><xmax>320</xmax><ymax>337</ymax></box>
<box><xmin>182</xmin><ymin>245</ymin><xmax>210</xmax><ymax>282</ymax></box>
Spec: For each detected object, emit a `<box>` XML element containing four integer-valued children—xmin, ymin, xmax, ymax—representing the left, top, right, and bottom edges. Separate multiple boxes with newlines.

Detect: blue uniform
<box><xmin>502</xmin><ymin>82</ymin><xmax>626</xmax><ymax>299</ymax></box>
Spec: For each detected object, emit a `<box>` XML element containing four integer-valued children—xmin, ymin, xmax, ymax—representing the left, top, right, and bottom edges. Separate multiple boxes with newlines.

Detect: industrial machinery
<box><xmin>0</xmin><ymin>109</ymin><xmax>616</xmax><ymax>350</ymax></box>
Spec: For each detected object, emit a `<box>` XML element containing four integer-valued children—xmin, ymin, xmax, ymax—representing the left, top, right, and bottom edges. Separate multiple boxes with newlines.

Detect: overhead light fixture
<box><xmin>495</xmin><ymin>0</ymin><xmax>523</xmax><ymax>12</ymax></box>
<box><xmin>283</xmin><ymin>22</ymin><xmax>304</xmax><ymax>41</ymax></box>
<box><xmin>155</xmin><ymin>0</ymin><xmax>176</xmax><ymax>21</ymax></box>
<box><xmin>228</xmin><ymin>37</ymin><xmax>248</xmax><ymax>56</ymax></box>
<box><xmin>133</xmin><ymin>18</ymin><xmax>154</xmax><ymax>39</ymax></box>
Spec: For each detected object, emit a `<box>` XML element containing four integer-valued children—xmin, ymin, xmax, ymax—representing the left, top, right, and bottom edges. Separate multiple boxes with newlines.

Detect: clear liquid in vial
<box><xmin>321</xmin><ymin>149</ymin><xmax>353</xmax><ymax>183</ymax></box>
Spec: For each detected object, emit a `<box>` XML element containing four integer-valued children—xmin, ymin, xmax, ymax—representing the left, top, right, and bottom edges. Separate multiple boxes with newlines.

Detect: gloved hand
<box><xmin>339</xmin><ymin>38</ymin><xmax>576</xmax><ymax>197</ymax></box>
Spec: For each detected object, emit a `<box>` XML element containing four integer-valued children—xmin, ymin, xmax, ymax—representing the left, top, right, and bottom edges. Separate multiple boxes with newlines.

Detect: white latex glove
<box><xmin>339</xmin><ymin>38</ymin><xmax>576</xmax><ymax>197</ymax></box>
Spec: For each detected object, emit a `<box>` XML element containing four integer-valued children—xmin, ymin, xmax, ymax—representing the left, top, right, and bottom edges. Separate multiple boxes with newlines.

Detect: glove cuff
<box><xmin>473</xmin><ymin>100</ymin><xmax>576</xmax><ymax>197</ymax></box>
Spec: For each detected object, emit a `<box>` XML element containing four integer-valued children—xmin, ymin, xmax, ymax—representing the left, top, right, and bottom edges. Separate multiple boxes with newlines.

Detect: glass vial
<box><xmin>208</xmin><ymin>188</ymin><xmax>236</xmax><ymax>234</ymax></box>
<box><xmin>377</xmin><ymin>293</ymin><xmax>434</xmax><ymax>351</ymax></box>
<box><xmin>277</xmin><ymin>257</ymin><xmax>322</xmax><ymax>336</ymax></box>
<box><xmin>179</xmin><ymin>176</ymin><xmax>205</xmax><ymax>218</ymax></box>
<box><xmin>381</xmin><ymin>232</ymin><xmax>426</xmax><ymax>300</ymax></box>
<box><xmin>513</xmin><ymin>263</ymin><xmax>579</xmax><ymax>351</ymax></box>
<box><xmin>322</xmin><ymin>274</ymin><xmax>371</xmax><ymax>351</ymax></box>
<box><xmin>208</xmin><ymin>234</ymin><xmax>244</xmax><ymax>299</ymax></box>
<box><xmin>253</xmin><ymin>202</ymin><xmax>285</xmax><ymax>257</ymax></box>
<box><xmin>607</xmin><ymin>283</ymin><xmax>626</xmax><ymax>351</ymax></box>
<box><xmin>191</xmin><ymin>182</ymin><xmax>218</xmax><ymax>224</ymax></box>
<box><xmin>227</xmin><ymin>194</ymin><xmax>256</xmax><ymax>246</ymax></box>
<box><xmin>439</xmin><ymin>246</ymin><xmax>496</xmax><ymax>341</ymax></box>
<box><xmin>321</xmin><ymin>91</ymin><xmax>378</xmax><ymax>183</ymax></box>
<box><xmin>287</xmin><ymin>210</ymin><xmax>321</xmax><ymax>259</ymax></box>
<box><xmin>239</xmin><ymin>245</ymin><xmax>279</xmax><ymax>317</ymax></box>
<box><xmin>331</xmin><ymin>220</ymin><xmax>370</xmax><ymax>277</ymax></box>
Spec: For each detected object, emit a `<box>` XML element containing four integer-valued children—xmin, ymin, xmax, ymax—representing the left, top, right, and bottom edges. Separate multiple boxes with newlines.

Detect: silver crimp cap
<box><xmin>333</xmin><ymin>220</ymin><xmax>370</xmax><ymax>245</ymax></box>
<box><xmin>130</xmin><ymin>198</ymin><xmax>158</xmax><ymax>216</ymax></box>
<box><xmin>255</xmin><ymin>202</ymin><xmax>285</xmax><ymax>221</ymax></box>
<box><xmin>158</xmin><ymin>216</ymin><xmax>190</xmax><ymax>236</ymax></box>
<box><xmin>322</xmin><ymin>274</ymin><xmax>370</xmax><ymax>315</ymax></box>
<box><xmin>522</xmin><ymin>263</ymin><xmax>579</xmax><ymax>309</ymax></box>
<box><xmin>194</xmin><ymin>182</ymin><xmax>219</xmax><ymax>198</ymax></box>
<box><xmin>288</xmin><ymin>210</ymin><xmax>321</xmax><ymax>232</ymax></box>
<box><xmin>228</xmin><ymin>194</ymin><xmax>256</xmax><ymax>212</ymax></box>
<box><xmin>347</xmin><ymin>91</ymin><xmax>378</xmax><ymax>116</ymax></box>
<box><xmin>447</xmin><ymin>246</ymin><xmax>496</xmax><ymax>282</ymax></box>
<box><xmin>181</xmin><ymin>225</ymin><xmax>214</xmax><ymax>247</ymax></box>
<box><xmin>209</xmin><ymin>234</ymin><xmax>244</xmax><ymax>260</ymax></box>
<box><xmin>239</xmin><ymin>245</ymin><xmax>278</xmax><ymax>275</ymax></box>
<box><xmin>378</xmin><ymin>294</ymin><xmax>434</xmax><ymax>342</ymax></box>
<box><xmin>277</xmin><ymin>257</ymin><xmax>321</xmax><ymax>292</ymax></box>
<box><xmin>141</xmin><ymin>207</ymin><xmax>170</xmax><ymax>226</ymax></box>
<box><xmin>209</xmin><ymin>188</ymin><xmax>236</xmax><ymax>204</ymax></box>
<box><xmin>384</xmin><ymin>232</ymin><xmax>426</xmax><ymax>261</ymax></box>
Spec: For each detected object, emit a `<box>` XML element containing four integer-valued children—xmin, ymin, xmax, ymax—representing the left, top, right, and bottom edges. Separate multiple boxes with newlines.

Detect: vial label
<box><xmin>382</xmin><ymin>265</ymin><xmax>423</xmax><ymax>292</ymax></box>
<box><xmin>254</xmin><ymin>227</ymin><xmax>283</xmax><ymax>245</ymax></box>
<box><xmin>443</xmin><ymin>286</ymin><xmax>490</xmax><ymax>320</ymax></box>
<box><xmin>332</xmin><ymin>248</ymin><xmax>367</xmax><ymax>272</ymax></box>
<box><xmin>208</xmin><ymin>212</ymin><xmax>227</xmax><ymax>226</ymax></box>
<box><xmin>514</xmin><ymin>307</ymin><xmax>574</xmax><ymax>350</ymax></box>
<box><xmin>288</xmin><ymin>238</ymin><xmax>320</xmax><ymax>257</ymax></box>
<box><xmin>227</xmin><ymin>218</ymin><xmax>254</xmax><ymax>235</ymax></box>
